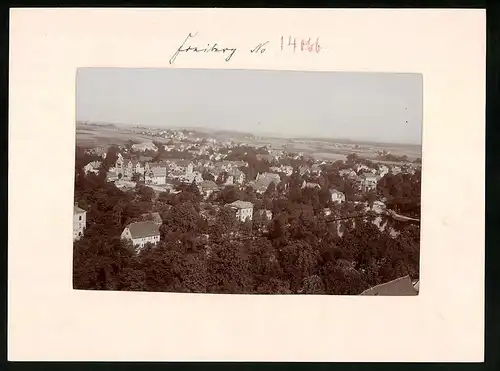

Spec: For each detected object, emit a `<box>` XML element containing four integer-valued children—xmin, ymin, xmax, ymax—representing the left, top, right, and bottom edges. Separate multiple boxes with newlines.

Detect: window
<box><xmin>78</xmin><ymin>232</ymin><xmax>82</xmax><ymax>236</ymax></box>
<box><xmin>79</xmin><ymin>216</ymin><xmax>82</xmax><ymax>220</ymax></box>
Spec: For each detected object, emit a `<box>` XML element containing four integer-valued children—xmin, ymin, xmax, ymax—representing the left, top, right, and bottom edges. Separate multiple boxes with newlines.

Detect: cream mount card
<box><xmin>9</xmin><ymin>8</ymin><xmax>485</xmax><ymax>362</ymax></box>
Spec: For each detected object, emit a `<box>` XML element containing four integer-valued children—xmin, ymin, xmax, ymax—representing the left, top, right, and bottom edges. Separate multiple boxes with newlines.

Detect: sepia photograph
<box><xmin>73</xmin><ymin>68</ymin><xmax>422</xmax><ymax>295</ymax></box>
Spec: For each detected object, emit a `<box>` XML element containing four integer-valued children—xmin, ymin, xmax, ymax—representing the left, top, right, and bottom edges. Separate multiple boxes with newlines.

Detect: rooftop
<box><xmin>360</xmin><ymin>275</ymin><xmax>418</xmax><ymax>296</ymax></box>
<box><xmin>199</xmin><ymin>180</ymin><xmax>219</xmax><ymax>190</ymax></box>
<box><xmin>304</xmin><ymin>182</ymin><xmax>321</xmax><ymax>188</ymax></box>
<box><xmin>226</xmin><ymin>200</ymin><xmax>254</xmax><ymax>210</ymax></box>
<box><xmin>126</xmin><ymin>221</ymin><xmax>160</xmax><ymax>239</ymax></box>
<box><xmin>74</xmin><ymin>204</ymin><xmax>86</xmax><ymax>214</ymax></box>
<box><xmin>151</xmin><ymin>167</ymin><xmax>167</xmax><ymax>177</ymax></box>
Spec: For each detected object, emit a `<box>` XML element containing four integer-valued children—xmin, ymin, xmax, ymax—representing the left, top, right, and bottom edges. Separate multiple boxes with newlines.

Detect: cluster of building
<box><xmin>76</xmin><ymin>137</ymin><xmax>420</xmax><ymax>251</ymax></box>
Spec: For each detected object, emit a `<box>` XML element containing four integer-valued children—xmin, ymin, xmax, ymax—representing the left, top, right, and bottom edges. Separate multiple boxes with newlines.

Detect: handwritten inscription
<box><xmin>250</xmin><ymin>41</ymin><xmax>269</xmax><ymax>54</ymax></box>
<box><xmin>169</xmin><ymin>33</ymin><xmax>321</xmax><ymax>64</ymax></box>
<box><xmin>280</xmin><ymin>36</ymin><xmax>321</xmax><ymax>53</ymax></box>
<box><xmin>169</xmin><ymin>32</ymin><xmax>238</xmax><ymax>65</ymax></box>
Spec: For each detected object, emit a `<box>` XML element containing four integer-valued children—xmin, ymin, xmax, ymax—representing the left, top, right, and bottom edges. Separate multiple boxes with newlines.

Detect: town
<box><xmin>73</xmin><ymin>127</ymin><xmax>421</xmax><ymax>295</ymax></box>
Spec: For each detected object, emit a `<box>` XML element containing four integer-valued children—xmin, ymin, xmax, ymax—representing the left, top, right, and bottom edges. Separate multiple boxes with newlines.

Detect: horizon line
<box><xmin>76</xmin><ymin>120</ymin><xmax>422</xmax><ymax>147</ymax></box>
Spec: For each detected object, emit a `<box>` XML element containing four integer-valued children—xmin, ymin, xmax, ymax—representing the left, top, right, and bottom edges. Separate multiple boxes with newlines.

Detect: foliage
<box><xmin>73</xmin><ymin>145</ymin><xmax>421</xmax><ymax>294</ymax></box>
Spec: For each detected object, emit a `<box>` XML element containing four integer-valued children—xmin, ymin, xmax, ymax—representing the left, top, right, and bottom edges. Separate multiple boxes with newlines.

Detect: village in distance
<box><xmin>73</xmin><ymin>121</ymin><xmax>421</xmax><ymax>296</ymax></box>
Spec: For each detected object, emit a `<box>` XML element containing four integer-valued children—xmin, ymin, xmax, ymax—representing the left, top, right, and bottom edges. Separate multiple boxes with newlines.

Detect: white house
<box><xmin>256</xmin><ymin>209</ymin><xmax>273</xmax><ymax>221</ymax></box>
<box><xmin>106</xmin><ymin>171</ymin><xmax>118</xmax><ymax>182</ymax></box>
<box><xmin>256</xmin><ymin>172</ymin><xmax>281</xmax><ymax>184</ymax></box>
<box><xmin>225</xmin><ymin>200</ymin><xmax>254</xmax><ymax>222</ymax></box>
<box><xmin>147</xmin><ymin>166</ymin><xmax>167</xmax><ymax>185</ymax></box>
<box><xmin>227</xmin><ymin>169</ymin><xmax>245</xmax><ymax>184</ymax></box>
<box><xmin>182</xmin><ymin>171</ymin><xmax>203</xmax><ymax>184</ymax></box>
<box><xmin>330</xmin><ymin>188</ymin><xmax>346</xmax><ymax>203</ymax></box>
<box><xmin>122</xmin><ymin>159</ymin><xmax>146</xmax><ymax>178</ymax></box>
<box><xmin>356</xmin><ymin>164</ymin><xmax>370</xmax><ymax>173</ymax></box>
<box><xmin>391</xmin><ymin>166</ymin><xmax>402</xmax><ymax>175</ymax></box>
<box><xmin>84</xmin><ymin>161</ymin><xmax>101</xmax><ymax>175</ymax></box>
<box><xmin>115</xmin><ymin>156</ymin><xmax>125</xmax><ymax>176</ymax></box>
<box><xmin>249</xmin><ymin>180</ymin><xmax>271</xmax><ymax>194</ymax></box>
<box><xmin>361</xmin><ymin>173</ymin><xmax>379</xmax><ymax>192</ymax></box>
<box><xmin>132</xmin><ymin>141</ymin><xmax>158</xmax><ymax>152</ymax></box>
<box><xmin>224</xmin><ymin>175</ymin><xmax>235</xmax><ymax>186</ymax></box>
<box><xmin>73</xmin><ymin>203</ymin><xmax>87</xmax><ymax>241</ymax></box>
<box><xmin>170</xmin><ymin>160</ymin><xmax>194</xmax><ymax>175</ymax></box>
<box><xmin>121</xmin><ymin>221</ymin><xmax>161</xmax><ymax>250</ymax></box>
<box><xmin>302</xmin><ymin>181</ymin><xmax>321</xmax><ymax>189</ymax></box>
<box><xmin>299</xmin><ymin>166</ymin><xmax>310</xmax><ymax>176</ymax></box>
<box><xmin>378</xmin><ymin>165</ymin><xmax>389</xmax><ymax>177</ymax></box>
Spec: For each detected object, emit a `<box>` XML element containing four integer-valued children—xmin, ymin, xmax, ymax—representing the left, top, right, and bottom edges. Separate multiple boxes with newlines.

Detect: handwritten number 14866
<box><xmin>281</xmin><ymin>36</ymin><xmax>321</xmax><ymax>53</ymax></box>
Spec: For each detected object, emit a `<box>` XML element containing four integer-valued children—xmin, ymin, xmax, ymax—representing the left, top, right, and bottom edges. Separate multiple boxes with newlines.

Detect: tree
<box><xmin>212</xmin><ymin>207</ymin><xmax>239</xmax><ymax>240</ymax></box>
<box><xmin>206</xmin><ymin>240</ymin><xmax>252</xmax><ymax>294</ymax></box>
<box><xmin>136</xmin><ymin>184</ymin><xmax>155</xmax><ymax>203</ymax></box>
<box><xmin>219</xmin><ymin>185</ymin><xmax>240</xmax><ymax>205</ymax></box>
<box><xmin>202</xmin><ymin>170</ymin><xmax>215</xmax><ymax>182</ymax></box>
<box><xmin>103</xmin><ymin>145</ymin><xmax>119</xmax><ymax>170</ymax></box>
<box><xmin>264</xmin><ymin>182</ymin><xmax>276</xmax><ymax>197</ymax></box>
<box><xmin>161</xmin><ymin>202</ymin><xmax>201</xmax><ymax>235</ymax></box>
<box><xmin>365</xmin><ymin>190</ymin><xmax>377</xmax><ymax>206</ymax></box>
<box><xmin>301</xmin><ymin>275</ymin><xmax>326</xmax><ymax>294</ymax></box>
<box><xmin>346</xmin><ymin>153</ymin><xmax>359</xmax><ymax>165</ymax></box>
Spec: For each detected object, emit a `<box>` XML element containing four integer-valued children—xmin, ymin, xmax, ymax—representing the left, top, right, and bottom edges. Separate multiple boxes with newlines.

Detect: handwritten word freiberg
<box><xmin>280</xmin><ymin>36</ymin><xmax>321</xmax><ymax>53</ymax></box>
<box><xmin>169</xmin><ymin>32</ymin><xmax>238</xmax><ymax>64</ymax></box>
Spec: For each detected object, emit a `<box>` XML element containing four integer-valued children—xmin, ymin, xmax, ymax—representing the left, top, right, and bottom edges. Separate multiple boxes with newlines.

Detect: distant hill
<box><xmin>76</xmin><ymin>121</ymin><xmax>420</xmax><ymax>148</ymax></box>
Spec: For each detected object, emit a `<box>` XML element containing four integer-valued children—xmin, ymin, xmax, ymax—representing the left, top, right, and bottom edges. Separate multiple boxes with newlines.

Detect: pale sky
<box><xmin>76</xmin><ymin>68</ymin><xmax>422</xmax><ymax>145</ymax></box>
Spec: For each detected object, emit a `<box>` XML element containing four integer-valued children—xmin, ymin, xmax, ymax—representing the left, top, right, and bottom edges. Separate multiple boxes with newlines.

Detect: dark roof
<box><xmin>360</xmin><ymin>275</ymin><xmax>418</xmax><ymax>296</ymax></box>
<box><xmin>151</xmin><ymin>166</ymin><xmax>167</xmax><ymax>177</ymax></box>
<box><xmin>199</xmin><ymin>180</ymin><xmax>219</xmax><ymax>190</ymax></box>
<box><xmin>126</xmin><ymin>221</ymin><xmax>160</xmax><ymax>239</ymax></box>
<box><xmin>172</xmin><ymin>159</ymin><xmax>192</xmax><ymax>166</ymax></box>
<box><xmin>330</xmin><ymin>188</ymin><xmax>343</xmax><ymax>194</ymax></box>
<box><xmin>74</xmin><ymin>204</ymin><xmax>86</xmax><ymax>214</ymax></box>
<box><xmin>249</xmin><ymin>180</ymin><xmax>269</xmax><ymax>193</ymax></box>
<box><xmin>226</xmin><ymin>200</ymin><xmax>254</xmax><ymax>209</ymax></box>
<box><xmin>227</xmin><ymin>168</ymin><xmax>244</xmax><ymax>177</ymax></box>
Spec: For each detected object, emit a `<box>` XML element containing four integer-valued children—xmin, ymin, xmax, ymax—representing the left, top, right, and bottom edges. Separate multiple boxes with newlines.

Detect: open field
<box><xmin>76</xmin><ymin>124</ymin><xmax>171</xmax><ymax>148</ymax></box>
<box><xmin>76</xmin><ymin>122</ymin><xmax>421</xmax><ymax>161</ymax></box>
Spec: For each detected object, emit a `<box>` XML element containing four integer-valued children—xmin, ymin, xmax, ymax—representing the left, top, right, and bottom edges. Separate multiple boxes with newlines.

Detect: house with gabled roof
<box><xmin>227</xmin><ymin>168</ymin><xmax>245</xmax><ymax>184</ymax></box>
<box><xmin>146</xmin><ymin>166</ymin><xmax>167</xmax><ymax>185</ymax></box>
<box><xmin>360</xmin><ymin>173</ymin><xmax>380</xmax><ymax>192</ymax></box>
<box><xmin>329</xmin><ymin>188</ymin><xmax>346</xmax><ymax>203</ymax></box>
<box><xmin>225</xmin><ymin>200</ymin><xmax>254</xmax><ymax>222</ymax></box>
<box><xmin>73</xmin><ymin>203</ymin><xmax>87</xmax><ymax>241</ymax></box>
<box><xmin>121</xmin><ymin>221</ymin><xmax>161</xmax><ymax>250</ymax></box>
<box><xmin>84</xmin><ymin>161</ymin><xmax>101</xmax><ymax>175</ymax></box>
<box><xmin>132</xmin><ymin>141</ymin><xmax>157</xmax><ymax>152</ymax></box>
<box><xmin>302</xmin><ymin>180</ymin><xmax>321</xmax><ymax>189</ymax></box>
